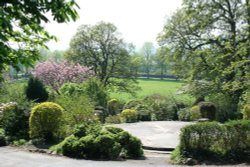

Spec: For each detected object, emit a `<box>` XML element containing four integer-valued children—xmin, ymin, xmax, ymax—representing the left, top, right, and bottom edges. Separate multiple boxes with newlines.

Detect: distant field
<box><xmin>110</xmin><ymin>79</ymin><xmax>192</xmax><ymax>102</ymax></box>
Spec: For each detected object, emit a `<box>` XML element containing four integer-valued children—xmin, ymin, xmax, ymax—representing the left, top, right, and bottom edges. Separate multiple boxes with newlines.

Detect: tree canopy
<box><xmin>158</xmin><ymin>0</ymin><xmax>250</xmax><ymax>112</ymax></box>
<box><xmin>0</xmin><ymin>0</ymin><xmax>79</xmax><ymax>80</ymax></box>
<box><xmin>66</xmin><ymin>21</ymin><xmax>138</xmax><ymax>94</ymax></box>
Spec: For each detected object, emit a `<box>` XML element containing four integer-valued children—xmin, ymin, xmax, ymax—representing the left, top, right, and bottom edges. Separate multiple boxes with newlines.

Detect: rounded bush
<box><xmin>61</xmin><ymin>135</ymin><xmax>82</xmax><ymax>158</ymax></box>
<box><xmin>25</xmin><ymin>77</ymin><xmax>48</xmax><ymax>103</ymax></box>
<box><xmin>57</xmin><ymin>125</ymin><xmax>144</xmax><ymax>160</ymax></box>
<box><xmin>120</xmin><ymin>109</ymin><xmax>138</xmax><ymax>123</ymax></box>
<box><xmin>29</xmin><ymin>102</ymin><xmax>63</xmax><ymax>141</ymax></box>
<box><xmin>93</xmin><ymin>134</ymin><xmax>122</xmax><ymax>159</ymax></box>
<box><xmin>242</xmin><ymin>104</ymin><xmax>250</xmax><ymax>120</ymax></box>
<box><xmin>198</xmin><ymin>102</ymin><xmax>216</xmax><ymax>120</ymax></box>
<box><xmin>116</xmin><ymin>131</ymin><xmax>143</xmax><ymax>158</ymax></box>
<box><xmin>107</xmin><ymin>99</ymin><xmax>119</xmax><ymax>115</ymax></box>
<box><xmin>190</xmin><ymin>106</ymin><xmax>201</xmax><ymax>121</ymax></box>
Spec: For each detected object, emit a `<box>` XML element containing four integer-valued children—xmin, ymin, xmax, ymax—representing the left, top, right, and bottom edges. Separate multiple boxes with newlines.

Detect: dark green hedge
<box><xmin>177</xmin><ymin>120</ymin><xmax>250</xmax><ymax>163</ymax></box>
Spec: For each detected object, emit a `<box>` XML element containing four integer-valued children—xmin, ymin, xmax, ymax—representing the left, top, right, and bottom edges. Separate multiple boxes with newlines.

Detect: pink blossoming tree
<box><xmin>33</xmin><ymin>60</ymin><xmax>93</xmax><ymax>93</ymax></box>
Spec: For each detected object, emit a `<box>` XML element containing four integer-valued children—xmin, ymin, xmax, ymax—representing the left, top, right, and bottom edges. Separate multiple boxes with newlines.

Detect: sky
<box><xmin>45</xmin><ymin>0</ymin><xmax>182</xmax><ymax>51</ymax></box>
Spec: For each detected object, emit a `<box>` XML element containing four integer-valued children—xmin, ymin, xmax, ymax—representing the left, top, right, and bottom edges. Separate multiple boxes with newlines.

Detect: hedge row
<box><xmin>177</xmin><ymin>120</ymin><xmax>250</xmax><ymax>163</ymax></box>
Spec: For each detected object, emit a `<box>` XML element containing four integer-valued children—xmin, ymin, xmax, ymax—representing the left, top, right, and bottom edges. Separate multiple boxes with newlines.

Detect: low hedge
<box><xmin>173</xmin><ymin>120</ymin><xmax>250</xmax><ymax>164</ymax></box>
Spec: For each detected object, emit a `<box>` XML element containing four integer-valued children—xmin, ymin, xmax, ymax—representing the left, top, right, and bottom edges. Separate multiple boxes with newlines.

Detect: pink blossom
<box><xmin>33</xmin><ymin>60</ymin><xmax>93</xmax><ymax>91</ymax></box>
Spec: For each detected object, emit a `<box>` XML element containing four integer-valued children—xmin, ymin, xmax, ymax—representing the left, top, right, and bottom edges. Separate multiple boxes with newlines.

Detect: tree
<box><xmin>154</xmin><ymin>47</ymin><xmax>168</xmax><ymax>80</ymax></box>
<box><xmin>130</xmin><ymin>53</ymin><xmax>145</xmax><ymax>76</ymax></box>
<box><xmin>34</xmin><ymin>60</ymin><xmax>93</xmax><ymax>93</ymax></box>
<box><xmin>141</xmin><ymin>42</ymin><xmax>155</xmax><ymax>78</ymax></box>
<box><xmin>158</xmin><ymin>0</ymin><xmax>250</xmax><ymax>115</ymax></box>
<box><xmin>66</xmin><ymin>22</ymin><xmax>138</xmax><ymax>94</ymax></box>
<box><xmin>25</xmin><ymin>77</ymin><xmax>48</xmax><ymax>102</ymax></box>
<box><xmin>0</xmin><ymin>0</ymin><xmax>79</xmax><ymax>80</ymax></box>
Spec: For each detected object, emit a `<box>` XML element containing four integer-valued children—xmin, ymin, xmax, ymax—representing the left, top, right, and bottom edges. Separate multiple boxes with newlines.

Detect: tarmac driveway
<box><xmin>114</xmin><ymin>121</ymin><xmax>192</xmax><ymax>149</ymax></box>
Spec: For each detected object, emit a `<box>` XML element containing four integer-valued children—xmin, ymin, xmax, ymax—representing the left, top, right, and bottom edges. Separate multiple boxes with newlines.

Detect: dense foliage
<box><xmin>83</xmin><ymin>78</ymin><xmax>109</xmax><ymax>108</ymax></box>
<box><xmin>158</xmin><ymin>0</ymin><xmax>250</xmax><ymax>118</ymax></box>
<box><xmin>172</xmin><ymin>120</ymin><xmax>250</xmax><ymax>164</ymax></box>
<box><xmin>0</xmin><ymin>102</ymin><xmax>31</xmax><ymax>139</ymax></box>
<box><xmin>242</xmin><ymin>104</ymin><xmax>250</xmax><ymax>119</ymax></box>
<box><xmin>55</xmin><ymin>94</ymin><xmax>95</xmax><ymax>128</ymax></box>
<box><xmin>51</xmin><ymin>125</ymin><xmax>143</xmax><ymax>160</ymax></box>
<box><xmin>29</xmin><ymin>102</ymin><xmax>64</xmax><ymax>141</ymax></box>
<box><xmin>25</xmin><ymin>77</ymin><xmax>48</xmax><ymax>102</ymax></box>
<box><xmin>120</xmin><ymin>109</ymin><xmax>138</xmax><ymax>123</ymax></box>
<box><xmin>0</xmin><ymin>0</ymin><xmax>79</xmax><ymax>80</ymax></box>
<box><xmin>0</xmin><ymin>128</ymin><xmax>6</xmax><ymax>146</ymax></box>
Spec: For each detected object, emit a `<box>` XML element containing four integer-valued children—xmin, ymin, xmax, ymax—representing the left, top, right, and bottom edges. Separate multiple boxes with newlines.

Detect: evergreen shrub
<box><xmin>29</xmin><ymin>102</ymin><xmax>63</xmax><ymax>141</ymax></box>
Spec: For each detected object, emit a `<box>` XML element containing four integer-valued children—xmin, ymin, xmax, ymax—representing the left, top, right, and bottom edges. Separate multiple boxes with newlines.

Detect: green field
<box><xmin>110</xmin><ymin>79</ymin><xmax>191</xmax><ymax>102</ymax></box>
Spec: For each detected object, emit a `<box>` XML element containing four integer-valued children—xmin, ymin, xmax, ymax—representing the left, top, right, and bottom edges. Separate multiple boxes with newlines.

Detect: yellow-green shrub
<box><xmin>120</xmin><ymin>109</ymin><xmax>138</xmax><ymax>123</ymax></box>
<box><xmin>242</xmin><ymin>104</ymin><xmax>250</xmax><ymax>119</ymax></box>
<box><xmin>29</xmin><ymin>102</ymin><xmax>63</xmax><ymax>141</ymax></box>
<box><xmin>190</xmin><ymin>106</ymin><xmax>201</xmax><ymax>120</ymax></box>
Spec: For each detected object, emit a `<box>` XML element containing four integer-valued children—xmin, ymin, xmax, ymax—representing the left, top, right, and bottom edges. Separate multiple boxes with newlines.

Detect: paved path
<box><xmin>0</xmin><ymin>147</ymin><xmax>171</xmax><ymax>167</ymax></box>
<box><xmin>114</xmin><ymin>121</ymin><xmax>192</xmax><ymax>149</ymax></box>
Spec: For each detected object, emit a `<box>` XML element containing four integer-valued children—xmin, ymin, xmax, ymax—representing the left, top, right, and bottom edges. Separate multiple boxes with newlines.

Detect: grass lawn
<box><xmin>110</xmin><ymin>78</ymin><xmax>192</xmax><ymax>102</ymax></box>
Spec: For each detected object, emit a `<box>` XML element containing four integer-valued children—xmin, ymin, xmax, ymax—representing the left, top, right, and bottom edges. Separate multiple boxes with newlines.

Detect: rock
<box><xmin>185</xmin><ymin>158</ymin><xmax>198</xmax><ymax>165</ymax></box>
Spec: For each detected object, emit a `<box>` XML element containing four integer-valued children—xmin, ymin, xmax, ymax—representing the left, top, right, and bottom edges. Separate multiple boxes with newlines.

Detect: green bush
<box><xmin>59</xmin><ymin>83</ymin><xmax>84</xmax><ymax>96</ymax></box>
<box><xmin>190</xmin><ymin>106</ymin><xmax>201</xmax><ymax>120</ymax></box>
<box><xmin>83</xmin><ymin>78</ymin><xmax>109</xmax><ymax>108</ymax></box>
<box><xmin>25</xmin><ymin>77</ymin><xmax>48</xmax><ymax>103</ymax></box>
<box><xmin>53</xmin><ymin>125</ymin><xmax>143</xmax><ymax>160</ymax></box>
<box><xmin>242</xmin><ymin>104</ymin><xmax>250</xmax><ymax>119</ymax></box>
<box><xmin>208</xmin><ymin>93</ymin><xmax>242</xmax><ymax>122</ymax></box>
<box><xmin>0</xmin><ymin>81</ymin><xmax>26</xmax><ymax>104</ymax></box>
<box><xmin>105</xmin><ymin>115</ymin><xmax>121</xmax><ymax>124</ymax></box>
<box><xmin>118</xmin><ymin>131</ymin><xmax>143</xmax><ymax>158</ymax></box>
<box><xmin>92</xmin><ymin>134</ymin><xmax>122</xmax><ymax>159</ymax></box>
<box><xmin>29</xmin><ymin>102</ymin><xmax>64</xmax><ymax>141</ymax></box>
<box><xmin>177</xmin><ymin>108</ymin><xmax>191</xmax><ymax>121</ymax></box>
<box><xmin>198</xmin><ymin>102</ymin><xmax>216</xmax><ymax>120</ymax></box>
<box><xmin>107</xmin><ymin>99</ymin><xmax>120</xmax><ymax>115</ymax></box>
<box><xmin>120</xmin><ymin>109</ymin><xmax>138</xmax><ymax>123</ymax></box>
<box><xmin>60</xmin><ymin>135</ymin><xmax>81</xmax><ymax>158</ymax></box>
<box><xmin>143</xmin><ymin>94</ymin><xmax>185</xmax><ymax>121</ymax></box>
<box><xmin>104</xmin><ymin>126</ymin><xmax>143</xmax><ymax>158</ymax></box>
<box><xmin>73</xmin><ymin>122</ymin><xmax>102</xmax><ymax>138</ymax></box>
<box><xmin>174</xmin><ymin>120</ymin><xmax>250</xmax><ymax>164</ymax></box>
<box><xmin>0</xmin><ymin>101</ymin><xmax>31</xmax><ymax>139</ymax></box>
<box><xmin>0</xmin><ymin>128</ymin><xmax>6</xmax><ymax>146</ymax></box>
<box><xmin>123</xmin><ymin>100</ymin><xmax>151</xmax><ymax>121</ymax></box>
<box><xmin>54</xmin><ymin>94</ymin><xmax>95</xmax><ymax>127</ymax></box>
